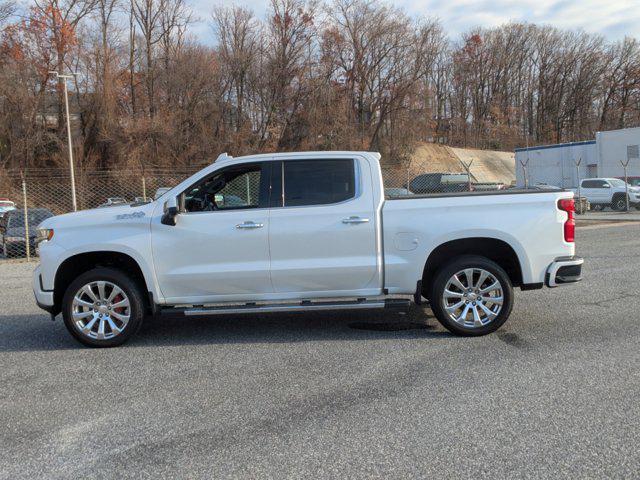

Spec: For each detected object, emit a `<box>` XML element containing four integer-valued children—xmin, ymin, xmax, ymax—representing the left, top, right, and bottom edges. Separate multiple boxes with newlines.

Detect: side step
<box><xmin>177</xmin><ymin>298</ymin><xmax>411</xmax><ymax>316</ymax></box>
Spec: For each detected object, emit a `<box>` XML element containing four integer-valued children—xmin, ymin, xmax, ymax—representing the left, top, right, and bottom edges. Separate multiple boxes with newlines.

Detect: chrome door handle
<box><xmin>236</xmin><ymin>221</ymin><xmax>264</xmax><ymax>229</ymax></box>
<box><xmin>342</xmin><ymin>216</ymin><xmax>370</xmax><ymax>224</ymax></box>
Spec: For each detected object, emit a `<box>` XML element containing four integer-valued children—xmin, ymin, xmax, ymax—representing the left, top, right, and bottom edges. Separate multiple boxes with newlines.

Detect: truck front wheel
<box><xmin>612</xmin><ymin>195</ymin><xmax>628</xmax><ymax>211</ymax></box>
<box><xmin>430</xmin><ymin>255</ymin><xmax>513</xmax><ymax>336</ymax></box>
<box><xmin>61</xmin><ymin>268</ymin><xmax>145</xmax><ymax>347</ymax></box>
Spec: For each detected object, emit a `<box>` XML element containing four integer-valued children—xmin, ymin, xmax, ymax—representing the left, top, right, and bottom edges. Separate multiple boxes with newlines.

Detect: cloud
<box><xmin>400</xmin><ymin>0</ymin><xmax>637</xmax><ymax>40</ymax></box>
<box><xmin>187</xmin><ymin>0</ymin><xmax>639</xmax><ymax>44</ymax></box>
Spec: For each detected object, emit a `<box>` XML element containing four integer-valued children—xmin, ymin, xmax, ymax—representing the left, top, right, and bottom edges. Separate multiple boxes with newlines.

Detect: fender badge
<box><xmin>116</xmin><ymin>211</ymin><xmax>146</xmax><ymax>220</ymax></box>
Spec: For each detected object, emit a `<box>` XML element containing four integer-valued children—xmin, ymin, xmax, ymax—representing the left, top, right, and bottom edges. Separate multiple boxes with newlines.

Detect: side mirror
<box><xmin>161</xmin><ymin>197</ymin><xmax>179</xmax><ymax>226</ymax></box>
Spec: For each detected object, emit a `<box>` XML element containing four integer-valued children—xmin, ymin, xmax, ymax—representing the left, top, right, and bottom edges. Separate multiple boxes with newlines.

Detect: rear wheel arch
<box><xmin>421</xmin><ymin>237</ymin><xmax>523</xmax><ymax>299</ymax></box>
<box><xmin>54</xmin><ymin>251</ymin><xmax>151</xmax><ymax>314</ymax></box>
<box><xmin>429</xmin><ymin>255</ymin><xmax>514</xmax><ymax>336</ymax></box>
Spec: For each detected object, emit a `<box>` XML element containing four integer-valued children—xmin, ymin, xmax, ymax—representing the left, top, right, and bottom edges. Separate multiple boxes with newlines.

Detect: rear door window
<box><xmin>282</xmin><ymin>159</ymin><xmax>355</xmax><ymax>207</ymax></box>
<box><xmin>582</xmin><ymin>180</ymin><xmax>606</xmax><ymax>188</ymax></box>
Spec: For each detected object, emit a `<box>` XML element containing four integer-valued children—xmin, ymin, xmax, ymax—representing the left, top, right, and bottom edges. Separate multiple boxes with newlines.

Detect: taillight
<box><xmin>558</xmin><ymin>198</ymin><xmax>575</xmax><ymax>242</ymax></box>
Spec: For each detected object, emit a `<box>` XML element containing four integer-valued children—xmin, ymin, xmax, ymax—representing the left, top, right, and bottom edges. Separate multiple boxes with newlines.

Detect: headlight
<box><xmin>36</xmin><ymin>228</ymin><xmax>54</xmax><ymax>244</ymax></box>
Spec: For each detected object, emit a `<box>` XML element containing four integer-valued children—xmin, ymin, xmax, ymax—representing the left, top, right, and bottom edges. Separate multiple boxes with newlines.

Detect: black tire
<box><xmin>430</xmin><ymin>255</ymin><xmax>514</xmax><ymax>336</ymax></box>
<box><xmin>62</xmin><ymin>267</ymin><xmax>145</xmax><ymax>347</ymax></box>
<box><xmin>612</xmin><ymin>195</ymin><xmax>628</xmax><ymax>211</ymax></box>
<box><xmin>591</xmin><ymin>204</ymin><xmax>603</xmax><ymax>212</ymax></box>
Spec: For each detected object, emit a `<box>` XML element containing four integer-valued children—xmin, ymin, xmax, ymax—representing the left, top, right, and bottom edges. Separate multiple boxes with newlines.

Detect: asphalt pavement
<box><xmin>1</xmin><ymin>224</ymin><xmax>639</xmax><ymax>479</ymax></box>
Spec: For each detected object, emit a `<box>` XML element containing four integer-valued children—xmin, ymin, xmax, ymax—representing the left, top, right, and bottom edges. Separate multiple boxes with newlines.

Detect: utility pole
<box><xmin>49</xmin><ymin>71</ymin><xmax>77</xmax><ymax>211</ymax></box>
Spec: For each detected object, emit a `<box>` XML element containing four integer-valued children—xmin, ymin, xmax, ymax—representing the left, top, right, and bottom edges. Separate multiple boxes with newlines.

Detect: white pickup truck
<box><xmin>33</xmin><ymin>151</ymin><xmax>583</xmax><ymax>347</ymax></box>
<box><xmin>575</xmin><ymin>178</ymin><xmax>640</xmax><ymax>211</ymax></box>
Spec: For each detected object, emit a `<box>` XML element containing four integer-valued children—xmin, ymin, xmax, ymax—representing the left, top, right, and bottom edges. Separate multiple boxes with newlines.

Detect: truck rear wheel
<box><xmin>62</xmin><ymin>268</ymin><xmax>145</xmax><ymax>347</ymax></box>
<box><xmin>430</xmin><ymin>255</ymin><xmax>513</xmax><ymax>336</ymax></box>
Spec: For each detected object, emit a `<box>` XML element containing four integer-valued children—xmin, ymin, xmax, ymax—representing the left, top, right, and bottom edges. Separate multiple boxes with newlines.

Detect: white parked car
<box><xmin>33</xmin><ymin>151</ymin><xmax>583</xmax><ymax>347</ymax></box>
<box><xmin>575</xmin><ymin>178</ymin><xmax>640</xmax><ymax>211</ymax></box>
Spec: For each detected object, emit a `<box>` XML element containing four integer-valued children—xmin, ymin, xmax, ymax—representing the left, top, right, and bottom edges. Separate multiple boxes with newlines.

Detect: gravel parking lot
<box><xmin>1</xmin><ymin>224</ymin><xmax>639</xmax><ymax>479</ymax></box>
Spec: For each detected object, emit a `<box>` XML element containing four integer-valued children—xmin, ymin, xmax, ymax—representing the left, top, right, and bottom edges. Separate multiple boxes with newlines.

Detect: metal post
<box><xmin>405</xmin><ymin>157</ymin><xmax>413</xmax><ymax>191</ymax></box>
<box><xmin>519</xmin><ymin>159</ymin><xmax>529</xmax><ymax>189</ymax></box>
<box><xmin>462</xmin><ymin>159</ymin><xmax>474</xmax><ymax>191</ymax></box>
<box><xmin>49</xmin><ymin>71</ymin><xmax>77</xmax><ymax>211</ymax></box>
<box><xmin>21</xmin><ymin>175</ymin><xmax>30</xmax><ymax>261</ymax></box>
<box><xmin>621</xmin><ymin>159</ymin><xmax>630</xmax><ymax>213</ymax></box>
<box><xmin>574</xmin><ymin>158</ymin><xmax>582</xmax><ymax>213</ymax></box>
<box><xmin>142</xmin><ymin>176</ymin><xmax>147</xmax><ymax>200</ymax></box>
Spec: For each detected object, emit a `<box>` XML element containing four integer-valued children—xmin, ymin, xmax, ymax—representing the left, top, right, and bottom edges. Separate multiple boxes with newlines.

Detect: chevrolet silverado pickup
<box><xmin>33</xmin><ymin>151</ymin><xmax>583</xmax><ymax>347</ymax></box>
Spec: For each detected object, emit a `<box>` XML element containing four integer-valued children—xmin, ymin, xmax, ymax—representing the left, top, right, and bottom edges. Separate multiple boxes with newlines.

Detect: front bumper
<box><xmin>33</xmin><ymin>264</ymin><xmax>55</xmax><ymax>313</ymax></box>
<box><xmin>545</xmin><ymin>256</ymin><xmax>584</xmax><ymax>287</ymax></box>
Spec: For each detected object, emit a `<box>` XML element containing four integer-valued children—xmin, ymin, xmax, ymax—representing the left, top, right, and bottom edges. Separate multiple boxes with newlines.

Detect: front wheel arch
<box><xmin>62</xmin><ymin>267</ymin><xmax>145</xmax><ymax>347</ymax></box>
<box><xmin>54</xmin><ymin>251</ymin><xmax>150</xmax><ymax>315</ymax></box>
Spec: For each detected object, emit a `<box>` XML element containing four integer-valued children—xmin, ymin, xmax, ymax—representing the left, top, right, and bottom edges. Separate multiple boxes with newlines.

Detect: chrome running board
<box><xmin>178</xmin><ymin>298</ymin><xmax>410</xmax><ymax>316</ymax></box>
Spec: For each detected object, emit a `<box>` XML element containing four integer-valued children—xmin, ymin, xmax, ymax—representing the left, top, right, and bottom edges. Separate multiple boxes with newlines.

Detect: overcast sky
<box><xmin>189</xmin><ymin>0</ymin><xmax>639</xmax><ymax>44</ymax></box>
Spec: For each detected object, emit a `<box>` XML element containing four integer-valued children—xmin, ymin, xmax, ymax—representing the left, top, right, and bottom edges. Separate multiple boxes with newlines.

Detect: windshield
<box><xmin>8</xmin><ymin>210</ymin><xmax>53</xmax><ymax>228</ymax></box>
<box><xmin>609</xmin><ymin>179</ymin><xmax>627</xmax><ymax>187</ymax></box>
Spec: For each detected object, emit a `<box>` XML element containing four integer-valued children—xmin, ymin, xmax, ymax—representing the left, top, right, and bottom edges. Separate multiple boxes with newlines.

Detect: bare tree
<box><xmin>1</xmin><ymin>0</ymin><xmax>640</xmax><ymax>174</ymax></box>
<box><xmin>212</xmin><ymin>5</ymin><xmax>258</xmax><ymax>133</ymax></box>
<box><xmin>32</xmin><ymin>0</ymin><xmax>97</xmax><ymax>133</ymax></box>
<box><xmin>131</xmin><ymin>0</ymin><xmax>191</xmax><ymax>117</ymax></box>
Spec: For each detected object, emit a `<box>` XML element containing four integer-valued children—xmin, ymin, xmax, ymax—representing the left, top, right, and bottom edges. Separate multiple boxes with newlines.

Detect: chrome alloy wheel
<box><xmin>441</xmin><ymin>268</ymin><xmax>504</xmax><ymax>328</ymax></box>
<box><xmin>71</xmin><ymin>281</ymin><xmax>131</xmax><ymax>340</ymax></box>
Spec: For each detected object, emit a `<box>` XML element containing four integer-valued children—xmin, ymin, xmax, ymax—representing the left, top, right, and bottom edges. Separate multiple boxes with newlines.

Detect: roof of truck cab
<box><xmin>216</xmin><ymin>151</ymin><xmax>380</xmax><ymax>164</ymax></box>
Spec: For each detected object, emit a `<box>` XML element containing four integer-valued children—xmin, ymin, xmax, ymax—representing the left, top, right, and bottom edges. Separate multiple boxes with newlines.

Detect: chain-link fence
<box><xmin>381</xmin><ymin>166</ymin><xmax>509</xmax><ymax>197</ymax></box>
<box><xmin>514</xmin><ymin>148</ymin><xmax>640</xmax><ymax>214</ymax></box>
<box><xmin>0</xmin><ymin>168</ymin><xmax>197</xmax><ymax>260</ymax></box>
<box><xmin>2</xmin><ymin>158</ymin><xmax>604</xmax><ymax>261</ymax></box>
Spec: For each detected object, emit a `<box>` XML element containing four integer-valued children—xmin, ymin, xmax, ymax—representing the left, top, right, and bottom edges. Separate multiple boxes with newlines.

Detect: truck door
<box><xmin>267</xmin><ymin>157</ymin><xmax>381</xmax><ymax>297</ymax></box>
<box><xmin>151</xmin><ymin>161</ymin><xmax>273</xmax><ymax>303</ymax></box>
<box><xmin>581</xmin><ymin>179</ymin><xmax>608</xmax><ymax>203</ymax></box>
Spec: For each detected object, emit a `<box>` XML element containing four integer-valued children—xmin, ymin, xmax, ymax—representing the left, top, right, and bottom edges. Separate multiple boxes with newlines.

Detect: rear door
<box><xmin>268</xmin><ymin>156</ymin><xmax>380</xmax><ymax>297</ymax></box>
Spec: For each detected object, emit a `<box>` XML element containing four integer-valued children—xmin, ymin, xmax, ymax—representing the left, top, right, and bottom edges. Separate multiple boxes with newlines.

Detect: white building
<box><xmin>515</xmin><ymin>126</ymin><xmax>640</xmax><ymax>188</ymax></box>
